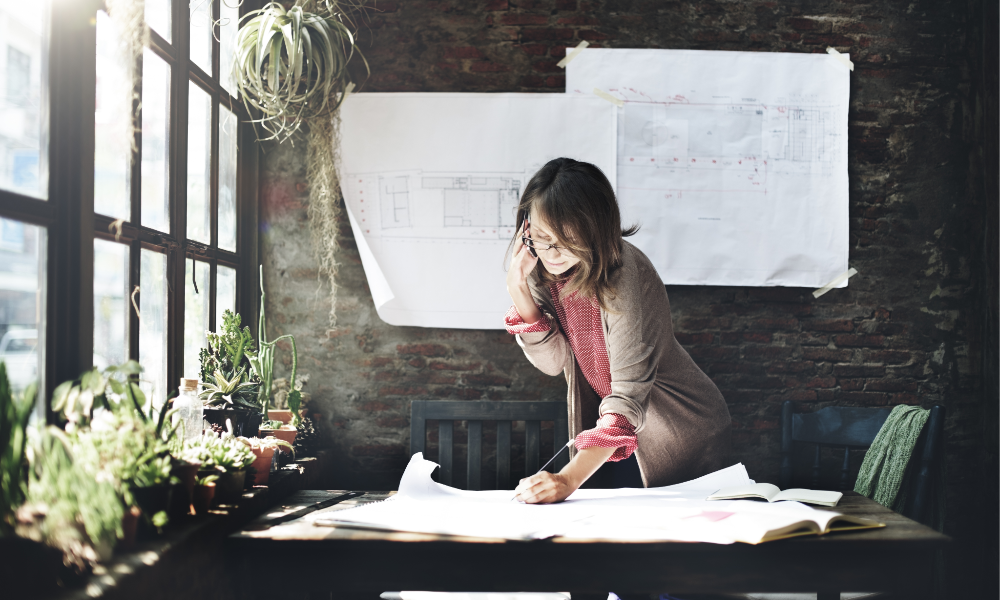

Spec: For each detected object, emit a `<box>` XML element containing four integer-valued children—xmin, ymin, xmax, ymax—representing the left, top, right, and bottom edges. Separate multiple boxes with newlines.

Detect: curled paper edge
<box><xmin>345</xmin><ymin>203</ymin><xmax>395</xmax><ymax>309</ymax></box>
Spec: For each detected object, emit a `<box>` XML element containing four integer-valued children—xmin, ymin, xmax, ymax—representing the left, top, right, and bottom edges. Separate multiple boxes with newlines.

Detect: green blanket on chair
<box><xmin>853</xmin><ymin>404</ymin><xmax>945</xmax><ymax>531</ymax></box>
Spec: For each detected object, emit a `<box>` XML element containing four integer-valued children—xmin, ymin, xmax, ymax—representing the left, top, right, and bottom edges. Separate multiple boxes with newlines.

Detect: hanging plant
<box><xmin>234</xmin><ymin>1</ymin><xmax>367</xmax><ymax>143</ymax></box>
<box><xmin>234</xmin><ymin>1</ymin><xmax>369</xmax><ymax>328</ymax></box>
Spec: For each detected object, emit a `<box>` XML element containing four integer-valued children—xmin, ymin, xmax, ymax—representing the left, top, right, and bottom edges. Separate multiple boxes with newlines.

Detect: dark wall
<box><xmin>258</xmin><ymin>0</ymin><xmax>995</xmax><ymax>595</ymax></box>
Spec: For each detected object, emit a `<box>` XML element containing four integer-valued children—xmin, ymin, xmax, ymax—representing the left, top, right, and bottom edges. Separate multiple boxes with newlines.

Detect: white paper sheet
<box><xmin>338</xmin><ymin>93</ymin><xmax>618</xmax><ymax>329</ymax></box>
<box><xmin>567</xmin><ymin>49</ymin><xmax>850</xmax><ymax>288</ymax></box>
<box><xmin>312</xmin><ymin>453</ymin><xmax>828</xmax><ymax>544</ymax></box>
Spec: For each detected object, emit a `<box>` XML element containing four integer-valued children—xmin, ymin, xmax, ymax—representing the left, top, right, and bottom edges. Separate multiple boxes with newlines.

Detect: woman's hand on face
<box><xmin>513</xmin><ymin>471</ymin><xmax>576</xmax><ymax>504</ymax></box>
<box><xmin>506</xmin><ymin>225</ymin><xmax>538</xmax><ymax>297</ymax></box>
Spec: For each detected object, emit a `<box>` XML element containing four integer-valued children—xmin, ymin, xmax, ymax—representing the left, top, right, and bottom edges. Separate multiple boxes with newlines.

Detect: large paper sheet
<box><xmin>567</xmin><ymin>49</ymin><xmax>850</xmax><ymax>288</ymax></box>
<box><xmin>312</xmin><ymin>453</ymin><xmax>838</xmax><ymax>544</ymax></box>
<box><xmin>338</xmin><ymin>93</ymin><xmax>617</xmax><ymax>329</ymax></box>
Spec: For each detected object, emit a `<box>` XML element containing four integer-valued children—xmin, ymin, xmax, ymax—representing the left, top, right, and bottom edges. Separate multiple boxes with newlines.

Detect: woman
<box><xmin>507</xmin><ymin>158</ymin><xmax>732</xmax><ymax>504</ymax></box>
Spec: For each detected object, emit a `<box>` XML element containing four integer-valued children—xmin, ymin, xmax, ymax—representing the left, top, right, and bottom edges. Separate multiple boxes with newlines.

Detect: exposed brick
<box><xmin>578</xmin><ymin>29</ymin><xmax>612</xmax><ymax>41</ymax></box>
<box><xmin>802</xmin><ymin>319</ymin><xmax>855</xmax><ymax>332</ymax></box>
<box><xmin>470</xmin><ymin>62</ymin><xmax>512</xmax><ymax>72</ymax></box>
<box><xmin>500</xmin><ymin>14</ymin><xmax>550</xmax><ymax>25</ymax></box>
<box><xmin>443</xmin><ymin>46</ymin><xmax>484</xmax><ymax>60</ymax></box>
<box><xmin>520</xmin><ymin>43</ymin><xmax>549</xmax><ymax>56</ymax></box>
<box><xmin>359</xmin><ymin>401</ymin><xmax>394</xmax><ymax>412</ymax></box>
<box><xmin>865</xmin><ymin>379</ymin><xmax>919</xmax><ymax>392</ymax></box>
<box><xmin>839</xmin><ymin>391</ymin><xmax>891</xmax><ymax>405</ymax></box>
<box><xmin>483</xmin><ymin>0</ymin><xmax>508</xmax><ymax>9</ymax></box>
<box><xmin>689</xmin><ymin>346</ymin><xmax>741</xmax><ymax>361</ymax></box>
<box><xmin>675</xmin><ymin>332</ymin><xmax>715</xmax><ymax>345</ymax></box>
<box><xmin>556</xmin><ymin>16</ymin><xmax>601</xmax><ymax>25</ymax></box>
<box><xmin>463</xmin><ymin>373</ymin><xmax>513</xmax><ymax>386</ymax></box>
<box><xmin>833</xmin><ymin>334</ymin><xmax>885</xmax><ymax>347</ymax></box>
<box><xmin>750</xmin><ymin>318</ymin><xmax>800</xmax><ymax>330</ymax></box>
<box><xmin>352</xmin><ymin>444</ymin><xmax>406</xmax><ymax>457</ymax></box>
<box><xmin>531</xmin><ymin>60</ymin><xmax>563</xmax><ymax>72</ymax></box>
<box><xmin>832</xmin><ymin>365</ymin><xmax>886</xmax><ymax>378</ymax></box>
<box><xmin>377</xmin><ymin>385</ymin><xmax>429</xmax><ymax>396</ymax></box>
<box><xmin>428</xmin><ymin>360</ymin><xmax>482</xmax><ymax>371</ymax></box>
<box><xmin>859</xmin><ymin>350</ymin><xmax>914</xmax><ymax>364</ymax></box>
<box><xmin>520</xmin><ymin>28</ymin><xmax>575</xmax><ymax>41</ymax></box>
<box><xmin>376</xmin><ymin>417</ymin><xmax>408</xmax><ymax>428</ymax></box>
<box><xmin>721</xmin><ymin>331</ymin><xmax>773</xmax><ymax>344</ymax></box>
<box><xmin>396</xmin><ymin>343</ymin><xmax>450</xmax><ymax>357</ymax></box>
<box><xmin>554</xmin><ymin>0</ymin><xmax>577</xmax><ymax>9</ymax></box>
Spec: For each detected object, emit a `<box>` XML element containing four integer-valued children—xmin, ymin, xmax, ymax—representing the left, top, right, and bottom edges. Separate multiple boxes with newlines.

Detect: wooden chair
<box><xmin>780</xmin><ymin>400</ymin><xmax>946</xmax><ymax>525</ymax></box>
<box><xmin>409</xmin><ymin>400</ymin><xmax>569</xmax><ymax>491</ymax></box>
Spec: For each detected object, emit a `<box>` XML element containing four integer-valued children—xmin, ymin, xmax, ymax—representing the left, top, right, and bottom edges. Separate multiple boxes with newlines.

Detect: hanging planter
<box><xmin>234</xmin><ymin>1</ymin><xmax>369</xmax><ymax>328</ymax></box>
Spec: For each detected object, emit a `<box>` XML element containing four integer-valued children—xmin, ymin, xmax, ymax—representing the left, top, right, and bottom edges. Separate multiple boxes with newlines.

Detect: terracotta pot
<box><xmin>132</xmin><ymin>485</ymin><xmax>174</xmax><ymax>538</ymax></box>
<box><xmin>192</xmin><ymin>483</ymin><xmax>216</xmax><ymax>515</ymax></box>
<box><xmin>214</xmin><ymin>469</ymin><xmax>246</xmax><ymax>505</ymax></box>
<box><xmin>249</xmin><ymin>446</ymin><xmax>276</xmax><ymax>486</ymax></box>
<box><xmin>258</xmin><ymin>426</ymin><xmax>297</xmax><ymax>454</ymax></box>
<box><xmin>119</xmin><ymin>506</ymin><xmax>142</xmax><ymax>550</ymax></box>
<box><xmin>267</xmin><ymin>409</ymin><xmax>311</xmax><ymax>425</ymax></box>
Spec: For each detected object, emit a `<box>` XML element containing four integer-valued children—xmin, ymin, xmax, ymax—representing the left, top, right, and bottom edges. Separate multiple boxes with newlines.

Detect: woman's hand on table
<box><xmin>513</xmin><ymin>471</ymin><xmax>576</xmax><ymax>504</ymax></box>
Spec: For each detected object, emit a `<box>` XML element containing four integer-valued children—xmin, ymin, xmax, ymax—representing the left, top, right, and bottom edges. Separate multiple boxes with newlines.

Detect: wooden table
<box><xmin>229</xmin><ymin>490</ymin><xmax>949</xmax><ymax>599</ymax></box>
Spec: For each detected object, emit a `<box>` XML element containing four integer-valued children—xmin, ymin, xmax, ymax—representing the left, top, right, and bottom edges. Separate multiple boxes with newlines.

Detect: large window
<box><xmin>0</xmin><ymin>0</ymin><xmax>259</xmax><ymax>414</ymax></box>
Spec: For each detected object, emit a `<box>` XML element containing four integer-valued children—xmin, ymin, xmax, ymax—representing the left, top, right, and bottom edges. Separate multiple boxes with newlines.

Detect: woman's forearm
<box><xmin>559</xmin><ymin>445</ymin><xmax>617</xmax><ymax>490</ymax></box>
<box><xmin>509</xmin><ymin>285</ymin><xmax>543</xmax><ymax>325</ymax></box>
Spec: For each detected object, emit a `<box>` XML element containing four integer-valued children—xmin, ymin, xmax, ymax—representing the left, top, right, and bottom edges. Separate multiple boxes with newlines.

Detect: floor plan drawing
<box><xmin>568</xmin><ymin>48</ymin><xmax>850</xmax><ymax>288</ymax></box>
<box><xmin>423</xmin><ymin>175</ymin><xmax>520</xmax><ymax>229</ymax></box>
<box><xmin>379</xmin><ymin>175</ymin><xmax>410</xmax><ymax>228</ymax></box>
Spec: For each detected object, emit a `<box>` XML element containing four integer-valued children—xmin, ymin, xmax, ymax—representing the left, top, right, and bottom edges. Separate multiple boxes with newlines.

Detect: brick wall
<box><xmin>258</xmin><ymin>0</ymin><xmax>994</xmax><ymax>595</ymax></box>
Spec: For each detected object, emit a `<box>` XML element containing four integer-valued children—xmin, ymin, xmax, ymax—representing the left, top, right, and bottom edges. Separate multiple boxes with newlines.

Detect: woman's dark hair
<box><xmin>511</xmin><ymin>157</ymin><xmax>638</xmax><ymax>310</ymax></box>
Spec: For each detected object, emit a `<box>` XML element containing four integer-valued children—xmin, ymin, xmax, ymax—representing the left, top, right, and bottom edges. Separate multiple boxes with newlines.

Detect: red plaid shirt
<box><xmin>505</xmin><ymin>280</ymin><xmax>637</xmax><ymax>462</ymax></box>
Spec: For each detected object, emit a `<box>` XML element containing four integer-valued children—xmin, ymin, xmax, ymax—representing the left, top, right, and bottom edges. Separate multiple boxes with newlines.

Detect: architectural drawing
<box><xmin>568</xmin><ymin>48</ymin><xmax>850</xmax><ymax>288</ymax></box>
<box><xmin>379</xmin><ymin>175</ymin><xmax>410</xmax><ymax>228</ymax></box>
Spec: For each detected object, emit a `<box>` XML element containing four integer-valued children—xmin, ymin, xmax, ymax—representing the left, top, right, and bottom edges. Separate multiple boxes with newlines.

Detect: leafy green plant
<box><xmin>196</xmin><ymin>473</ymin><xmax>219</xmax><ymax>486</ymax></box>
<box><xmin>200</xmin><ymin>310</ymin><xmax>261</xmax><ymax>411</ymax></box>
<box><xmin>1</xmin><ymin>362</ymin><xmax>35</xmax><ymax>534</ymax></box>
<box><xmin>51</xmin><ymin>361</ymin><xmax>146</xmax><ymax>429</ymax></box>
<box><xmin>18</xmin><ymin>426</ymin><xmax>123</xmax><ymax>571</ymax></box>
<box><xmin>181</xmin><ymin>433</ymin><xmax>255</xmax><ymax>474</ymax></box>
<box><xmin>261</xmin><ymin>419</ymin><xmax>285</xmax><ymax>430</ymax></box>
<box><xmin>233</xmin><ymin>1</ymin><xmax>368</xmax><ymax>143</ymax></box>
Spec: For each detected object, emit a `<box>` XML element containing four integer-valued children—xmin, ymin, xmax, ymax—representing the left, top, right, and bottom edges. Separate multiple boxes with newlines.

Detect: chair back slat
<box><xmin>525</xmin><ymin>420</ymin><xmax>541</xmax><ymax>474</ymax></box>
<box><xmin>910</xmin><ymin>405</ymin><xmax>946</xmax><ymax>523</ymax></box>
<box><xmin>792</xmin><ymin>406</ymin><xmax>892</xmax><ymax>446</ymax></box>
<box><xmin>496</xmin><ymin>420</ymin><xmax>511</xmax><ymax>490</ymax></box>
<box><xmin>467</xmin><ymin>420</ymin><xmax>483</xmax><ymax>491</ymax></box>
<box><xmin>409</xmin><ymin>401</ymin><xmax>567</xmax><ymax>491</ymax></box>
<box><xmin>438</xmin><ymin>420</ymin><xmax>454</xmax><ymax>486</ymax></box>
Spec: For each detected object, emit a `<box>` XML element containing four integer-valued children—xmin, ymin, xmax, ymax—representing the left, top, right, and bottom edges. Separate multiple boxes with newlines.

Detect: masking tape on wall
<box><xmin>557</xmin><ymin>40</ymin><xmax>590</xmax><ymax>68</ymax></box>
<box><xmin>826</xmin><ymin>47</ymin><xmax>854</xmax><ymax>71</ymax></box>
<box><xmin>813</xmin><ymin>268</ymin><xmax>858</xmax><ymax>298</ymax></box>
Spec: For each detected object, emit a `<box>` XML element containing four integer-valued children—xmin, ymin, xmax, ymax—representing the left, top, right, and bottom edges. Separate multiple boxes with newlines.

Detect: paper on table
<box><xmin>337</xmin><ymin>93</ymin><xmax>617</xmax><ymax>329</ymax></box>
<box><xmin>566</xmin><ymin>48</ymin><xmax>850</xmax><ymax>288</ymax></box>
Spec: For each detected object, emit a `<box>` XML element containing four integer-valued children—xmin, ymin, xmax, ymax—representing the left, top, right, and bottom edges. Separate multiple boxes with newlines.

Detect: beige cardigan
<box><xmin>515</xmin><ymin>241</ymin><xmax>732</xmax><ymax>488</ymax></box>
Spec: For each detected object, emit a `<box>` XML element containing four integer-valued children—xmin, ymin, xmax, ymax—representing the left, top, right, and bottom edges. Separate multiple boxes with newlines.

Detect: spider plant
<box><xmin>233</xmin><ymin>1</ymin><xmax>368</xmax><ymax>143</ymax></box>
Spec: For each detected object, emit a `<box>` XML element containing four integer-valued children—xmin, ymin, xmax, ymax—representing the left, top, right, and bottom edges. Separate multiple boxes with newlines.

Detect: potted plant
<box><xmin>1</xmin><ymin>362</ymin><xmax>35</xmax><ymax>535</ymax></box>
<box><xmin>183</xmin><ymin>433</ymin><xmax>255</xmax><ymax>505</ymax></box>
<box><xmin>191</xmin><ymin>474</ymin><xmax>218</xmax><ymax>515</ymax></box>
<box><xmin>200</xmin><ymin>310</ymin><xmax>263</xmax><ymax>437</ymax></box>
<box><xmin>239</xmin><ymin>436</ymin><xmax>293</xmax><ymax>486</ymax></box>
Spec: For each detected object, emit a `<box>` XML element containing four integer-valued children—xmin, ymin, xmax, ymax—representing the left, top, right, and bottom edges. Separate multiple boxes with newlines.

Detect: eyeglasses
<box><xmin>522</xmin><ymin>235</ymin><xmax>570</xmax><ymax>256</ymax></box>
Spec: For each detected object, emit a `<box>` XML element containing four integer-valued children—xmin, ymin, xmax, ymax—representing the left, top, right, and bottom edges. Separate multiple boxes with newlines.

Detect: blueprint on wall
<box><xmin>338</xmin><ymin>93</ymin><xmax>617</xmax><ymax>329</ymax></box>
<box><xmin>567</xmin><ymin>48</ymin><xmax>851</xmax><ymax>288</ymax></box>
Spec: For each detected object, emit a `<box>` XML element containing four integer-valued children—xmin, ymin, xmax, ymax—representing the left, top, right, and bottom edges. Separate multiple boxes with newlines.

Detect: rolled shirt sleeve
<box><xmin>574</xmin><ymin>413</ymin><xmax>638</xmax><ymax>462</ymax></box>
<box><xmin>504</xmin><ymin>304</ymin><xmax>551</xmax><ymax>335</ymax></box>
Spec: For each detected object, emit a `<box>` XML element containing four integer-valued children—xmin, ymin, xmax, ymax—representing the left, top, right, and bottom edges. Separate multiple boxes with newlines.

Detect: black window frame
<box><xmin>0</xmin><ymin>0</ymin><xmax>261</xmax><ymax>419</ymax></box>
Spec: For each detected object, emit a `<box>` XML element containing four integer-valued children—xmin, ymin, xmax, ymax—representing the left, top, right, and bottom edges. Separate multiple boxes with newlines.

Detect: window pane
<box><xmin>0</xmin><ymin>1</ymin><xmax>48</xmax><ymax>198</ymax></box>
<box><xmin>139</xmin><ymin>249</ymin><xmax>167</xmax><ymax>406</ymax></box>
<box><xmin>220</xmin><ymin>0</ymin><xmax>239</xmax><ymax>96</ymax></box>
<box><xmin>183</xmin><ymin>258</ymin><xmax>209</xmax><ymax>379</ymax></box>
<box><xmin>93</xmin><ymin>239</ymin><xmax>128</xmax><ymax>369</ymax></box>
<box><xmin>94</xmin><ymin>11</ymin><xmax>130</xmax><ymax>220</ymax></box>
<box><xmin>190</xmin><ymin>0</ymin><xmax>213</xmax><ymax>75</ymax></box>
<box><xmin>219</xmin><ymin>105</ymin><xmax>237</xmax><ymax>251</ymax></box>
<box><xmin>0</xmin><ymin>218</ymin><xmax>46</xmax><ymax>398</ymax></box>
<box><xmin>146</xmin><ymin>0</ymin><xmax>171</xmax><ymax>43</ymax></box>
<box><xmin>187</xmin><ymin>84</ymin><xmax>211</xmax><ymax>244</ymax></box>
<box><xmin>141</xmin><ymin>50</ymin><xmax>170</xmax><ymax>232</ymax></box>
<box><xmin>216</xmin><ymin>264</ymin><xmax>235</xmax><ymax>327</ymax></box>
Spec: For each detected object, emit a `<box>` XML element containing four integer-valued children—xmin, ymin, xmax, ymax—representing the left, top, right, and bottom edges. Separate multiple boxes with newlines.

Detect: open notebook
<box><xmin>707</xmin><ymin>483</ymin><xmax>844</xmax><ymax>507</ymax></box>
